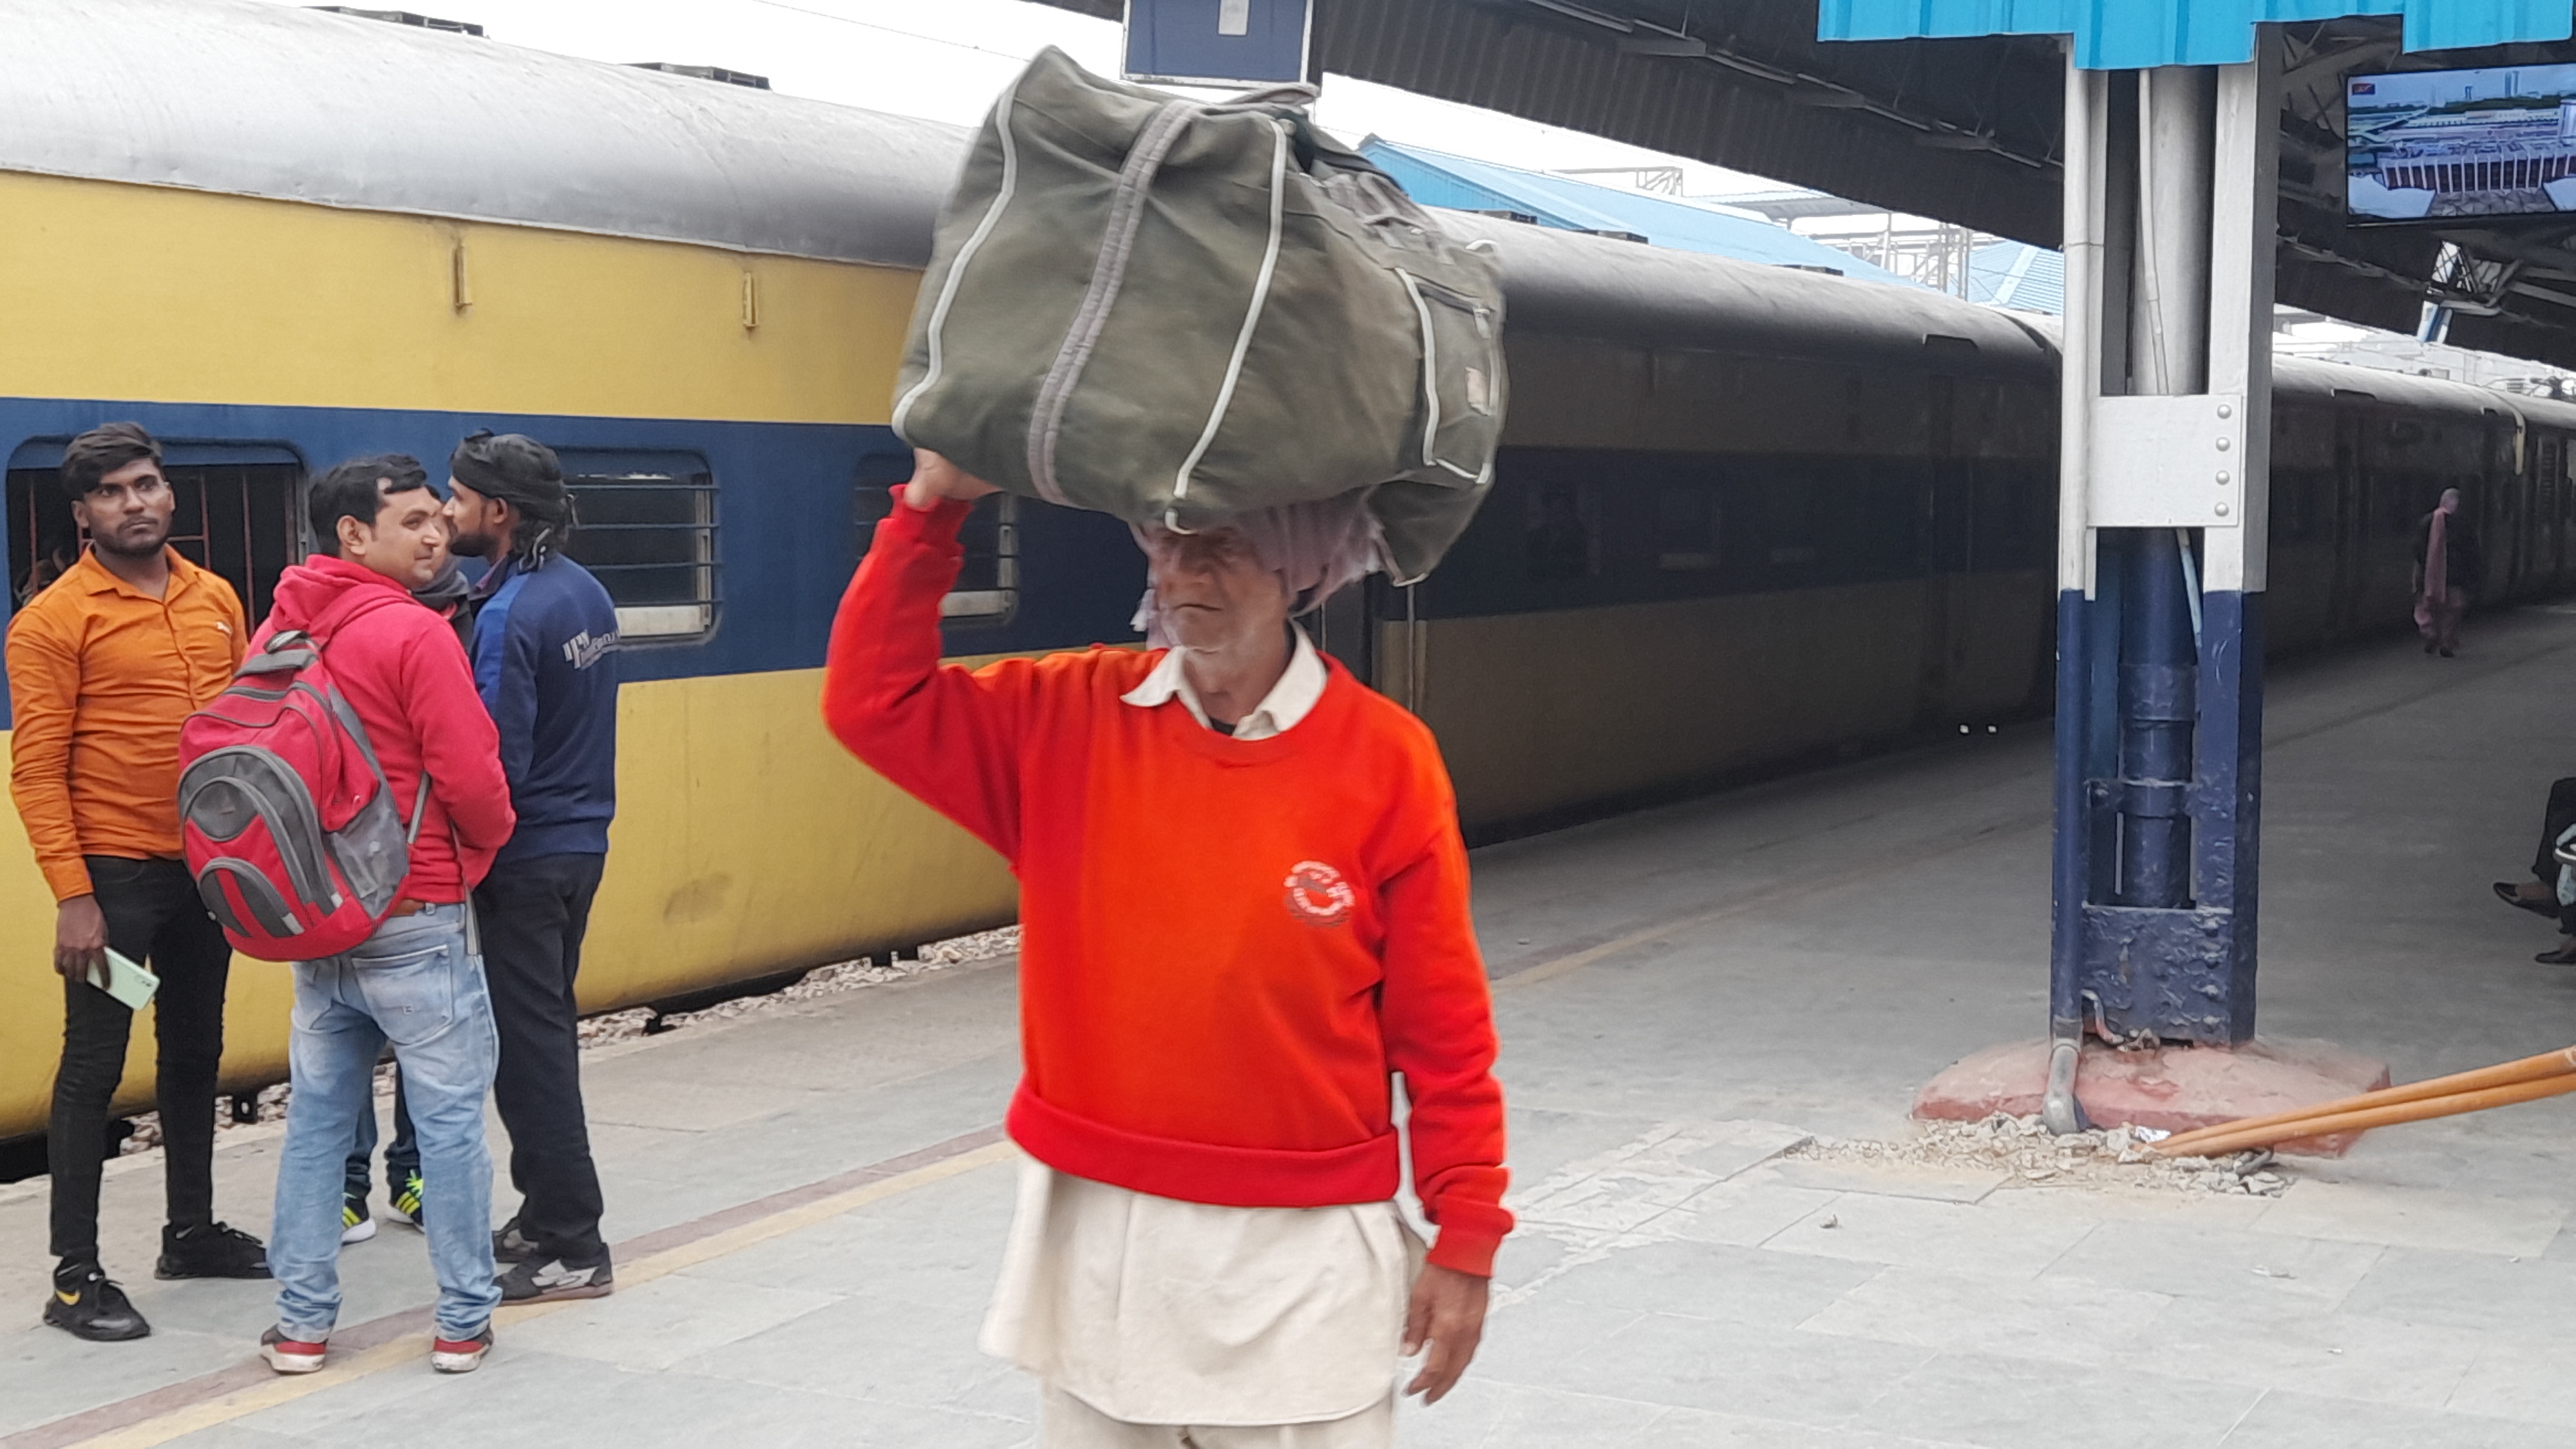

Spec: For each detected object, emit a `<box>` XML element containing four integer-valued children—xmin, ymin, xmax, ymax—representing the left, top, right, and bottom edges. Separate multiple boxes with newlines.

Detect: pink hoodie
<box><xmin>255</xmin><ymin>555</ymin><xmax>515</xmax><ymax>901</ymax></box>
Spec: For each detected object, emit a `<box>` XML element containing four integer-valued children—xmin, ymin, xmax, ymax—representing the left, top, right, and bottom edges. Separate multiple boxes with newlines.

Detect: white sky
<box><xmin>252</xmin><ymin>0</ymin><xmax>1780</xmax><ymax>196</ymax></box>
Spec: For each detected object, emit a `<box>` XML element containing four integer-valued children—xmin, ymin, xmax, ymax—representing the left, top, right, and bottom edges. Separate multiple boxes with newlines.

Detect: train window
<box><xmin>1652</xmin><ymin>485</ymin><xmax>1719</xmax><ymax>572</ymax></box>
<box><xmin>943</xmin><ymin>494</ymin><xmax>1019</xmax><ymax>625</ymax></box>
<box><xmin>1525</xmin><ymin>480</ymin><xmax>1599</xmax><ymax>582</ymax></box>
<box><xmin>556</xmin><ymin>449</ymin><xmax>719</xmax><ymax>641</ymax></box>
<box><xmin>1969</xmin><ymin>469</ymin><xmax>2050</xmax><ymax>571</ymax></box>
<box><xmin>851</xmin><ymin>465</ymin><xmax>1019</xmax><ymax>626</ymax></box>
<box><xmin>1762</xmin><ymin>479</ymin><xmax>1823</xmax><ymax>571</ymax></box>
<box><xmin>6</xmin><ymin>440</ymin><xmax>301</xmax><ymax>620</ymax></box>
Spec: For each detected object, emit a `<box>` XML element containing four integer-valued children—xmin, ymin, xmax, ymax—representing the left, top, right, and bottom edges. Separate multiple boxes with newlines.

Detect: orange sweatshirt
<box><xmin>823</xmin><ymin>493</ymin><xmax>1511</xmax><ymax>1275</ymax></box>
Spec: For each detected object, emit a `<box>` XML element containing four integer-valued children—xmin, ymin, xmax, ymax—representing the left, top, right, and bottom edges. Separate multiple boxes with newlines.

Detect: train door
<box><xmin>6</xmin><ymin>443</ymin><xmax>302</xmax><ymax>621</ymax></box>
<box><xmin>2539</xmin><ymin>433</ymin><xmax>2564</xmax><ymax>584</ymax></box>
<box><xmin>2483</xmin><ymin>408</ymin><xmax>2523</xmax><ymax>599</ymax></box>
<box><xmin>2324</xmin><ymin>409</ymin><xmax>2371</xmax><ymax>638</ymax></box>
<box><xmin>1310</xmin><ymin>577</ymin><xmax>1376</xmax><ymax>687</ymax></box>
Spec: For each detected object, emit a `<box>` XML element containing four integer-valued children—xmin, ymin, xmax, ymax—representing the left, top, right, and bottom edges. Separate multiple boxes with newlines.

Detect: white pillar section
<box><xmin>2203</xmin><ymin>31</ymin><xmax>2282</xmax><ymax>594</ymax></box>
<box><xmin>2134</xmin><ymin>68</ymin><xmax>2214</xmax><ymax>398</ymax></box>
<box><xmin>2059</xmin><ymin>55</ymin><xmax>2107</xmax><ymax>600</ymax></box>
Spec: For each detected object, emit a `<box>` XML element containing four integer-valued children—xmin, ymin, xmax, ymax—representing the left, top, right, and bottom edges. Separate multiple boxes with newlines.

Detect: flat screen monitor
<box><xmin>2349</xmin><ymin>64</ymin><xmax>2576</xmax><ymax>222</ymax></box>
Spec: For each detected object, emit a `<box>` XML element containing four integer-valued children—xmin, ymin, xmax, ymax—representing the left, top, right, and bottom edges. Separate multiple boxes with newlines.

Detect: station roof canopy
<box><xmin>1032</xmin><ymin>0</ymin><xmax>2576</xmax><ymax>368</ymax></box>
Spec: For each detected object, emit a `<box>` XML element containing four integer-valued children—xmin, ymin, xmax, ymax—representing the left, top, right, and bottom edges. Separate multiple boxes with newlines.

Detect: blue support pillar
<box><xmin>2047</xmin><ymin>37</ymin><xmax>2278</xmax><ymax>1066</ymax></box>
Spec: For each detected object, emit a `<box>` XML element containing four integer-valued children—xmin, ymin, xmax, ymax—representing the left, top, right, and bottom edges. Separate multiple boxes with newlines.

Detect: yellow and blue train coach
<box><xmin>14</xmin><ymin>0</ymin><xmax>2576</xmax><ymax>1148</ymax></box>
<box><xmin>0</xmin><ymin>0</ymin><xmax>1156</xmax><ymax>1141</ymax></box>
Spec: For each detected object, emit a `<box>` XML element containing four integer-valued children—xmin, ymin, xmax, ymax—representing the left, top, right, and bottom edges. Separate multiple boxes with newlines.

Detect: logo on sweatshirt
<box><xmin>1283</xmin><ymin>860</ymin><xmax>1354</xmax><ymax>928</ymax></box>
<box><xmin>561</xmin><ymin>629</ymin><xmax>619</xmax><ymax>670</ymax></box>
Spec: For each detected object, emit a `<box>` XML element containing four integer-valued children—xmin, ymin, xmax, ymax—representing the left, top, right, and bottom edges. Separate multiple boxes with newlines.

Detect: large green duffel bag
<box><xmin>892</xmin><ymin>48</ymin><xmax>1506</xmax><ymax>583</ymax></box>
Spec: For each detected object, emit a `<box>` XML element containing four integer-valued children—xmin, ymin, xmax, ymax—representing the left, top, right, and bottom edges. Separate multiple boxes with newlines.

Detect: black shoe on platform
<box><xmin>491</xmin><ymin>1217</ymin><xmax>539</xmax><ymax>1265</ymax></box>
<box><xmin>44</xmin><ymin>1262</ymin><xmax>150</xmax><ymax>1341</ymax></box>
<box><xmin>156</xmin><ymin>1222</ymin><xmax>270</xmax><ymax>1280</ymax></box>
<box><xmin>498</xmin><ymin>1255</ymin><xmax>613</xmax><ymax>1304</ymax></box>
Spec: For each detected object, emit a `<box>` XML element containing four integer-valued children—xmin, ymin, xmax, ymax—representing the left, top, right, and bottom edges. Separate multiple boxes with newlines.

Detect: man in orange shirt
<box><xmin>826</xmin><ymin>453</ymin><xmax>1508</xmax><ymax>1446</ymax></box>
<box><xmin>7</xmin><ymin>423</ymin><xmax>271</xmax><ymax>1343</ymax></box>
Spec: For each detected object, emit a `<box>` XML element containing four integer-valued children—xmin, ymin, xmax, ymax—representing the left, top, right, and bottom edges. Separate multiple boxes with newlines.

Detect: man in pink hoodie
<box><xmin>252</xmin><ymin>456</ymin><xmax>517</xmax><ymax>1378</ymax></box>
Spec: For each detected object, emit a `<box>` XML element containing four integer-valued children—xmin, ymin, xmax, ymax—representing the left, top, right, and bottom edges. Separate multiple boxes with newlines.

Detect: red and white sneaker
<box><xmin>430</xmin><ymin>1324</ymin><xmax>492</xmax><ymax>1374</ymax></box>
<box><xmin>260</xmin><ymin>1326</ymin><xmax>327</xmax><ymax>1374</ymax></box>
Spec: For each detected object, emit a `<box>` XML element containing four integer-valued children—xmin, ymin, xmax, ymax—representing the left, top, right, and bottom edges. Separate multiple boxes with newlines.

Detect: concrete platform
<box><xmin>7</xmin><ymin>606</ymin><xmax>2576</xmax><ymax>1447</ymax></box>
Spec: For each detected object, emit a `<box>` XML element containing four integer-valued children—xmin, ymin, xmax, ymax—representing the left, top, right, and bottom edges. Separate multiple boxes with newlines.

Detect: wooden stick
<box><xmin>2151</xmin><ymin>1072</ymin><xmax>2576</xmax><ymax>1159</ymax></box>
<box><xmin>2151</xmin><ymin>1045</ymin><xmax>2576</xmax><ymax>1153</ymax></box>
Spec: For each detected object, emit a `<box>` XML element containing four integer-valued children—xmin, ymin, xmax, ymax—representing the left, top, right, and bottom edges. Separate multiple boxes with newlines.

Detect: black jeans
<box><xmin>345</xmin><ymin>1066</ymin><xmax>419</xmax><ymax>1197</ymax></box>
<box><xmin>50</xmin><ymin>856</ymin><xmax>234</xmax><ymax>1263</ymax></box>
<box><xmin>477</xmin><ymin>853</ymin><xmax>608</xmax><ymax>1264</ymax></box>
<box><xmin>2533</xmin><ymin>777</ymin><xmax>2576</xmax><ymax>934</ymax></box>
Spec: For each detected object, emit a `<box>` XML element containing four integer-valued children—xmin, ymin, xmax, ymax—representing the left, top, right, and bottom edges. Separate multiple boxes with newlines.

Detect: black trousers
<box><xmin>476</xmin><ymin>852</ymin><xmax>608</xmax><ymax>1264</ymax></box>
<box><xmin>2533</xmin><ymin>778</ymin><xmax>2576</xmax><ymax>934</ymax></box>
<box><xmin>50</xmin><ymin>856</ymin><xmax>234</xmax><ymax>1263</ymax></box>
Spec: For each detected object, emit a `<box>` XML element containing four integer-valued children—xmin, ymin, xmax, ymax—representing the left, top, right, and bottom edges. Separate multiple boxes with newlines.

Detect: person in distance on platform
<box><xmin>258</xmin><ymin>456</ymin><xmax>515</xmax><ymax>1377</ymax></box>
<box><xmin>823</xmin><ymin>451</ymin><xmax>1511</xmax><ymax>1448</ymax></box>
<box><xmin>441</xmin><ymin>431</ymin><xmax>622</xmax><ymax>1305</ymax></box>
<box><xmin>2412</xmin><ymin>486</ymin><xmax>2482</xmax><ymax>658</ymax></box>
<box><xmin>8</xmin><ymin>422</ymin><xmax>272</xmax><ymax>1342</ymax></box>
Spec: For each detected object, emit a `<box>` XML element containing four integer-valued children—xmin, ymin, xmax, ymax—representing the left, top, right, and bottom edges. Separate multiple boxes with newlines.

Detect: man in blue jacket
<box><xmin>444</xmin><ymin>431</ymin><xmax>621</xmax><ymax>1303</ymax></box>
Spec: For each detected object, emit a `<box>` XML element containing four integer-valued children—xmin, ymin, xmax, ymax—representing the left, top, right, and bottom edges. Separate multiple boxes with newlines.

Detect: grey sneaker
<box><xmin>497</xmin><ymin>1256</ymin><xmax>612</xmax><ymax>1303</ymax></box>
<box><xmin>490</xmin><ymin>1218</ymin><xmax>538</xmax><ymax>1265</ymax></box>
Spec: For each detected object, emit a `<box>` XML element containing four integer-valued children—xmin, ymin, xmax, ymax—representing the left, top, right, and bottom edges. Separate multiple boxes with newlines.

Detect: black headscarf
<box><xmin>450</xmin><ymin>430</ymin><xmax>573</xmax><ymax>567</ymax></box>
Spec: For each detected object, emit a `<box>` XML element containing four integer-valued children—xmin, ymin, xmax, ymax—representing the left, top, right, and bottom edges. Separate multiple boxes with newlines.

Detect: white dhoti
<box><xmin>982</xmin><ymin>1154</ymin><xmax>1423</xmax><ymax>1447</ymax></box>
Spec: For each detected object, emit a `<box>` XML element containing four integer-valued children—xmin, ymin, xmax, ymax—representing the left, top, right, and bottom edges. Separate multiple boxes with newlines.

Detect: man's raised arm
<box><xmin>822</xmin><ymin>451</ymin><xmax>1040</xmax><ymax>863</ymax></box>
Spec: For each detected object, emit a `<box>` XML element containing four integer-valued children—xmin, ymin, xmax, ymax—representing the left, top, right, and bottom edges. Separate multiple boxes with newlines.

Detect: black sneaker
<box><xmin>497</xmin><ymin>1256</ymin><xmax>612</xmax><ymax>1303</ymax></box>
<box><xmin>390</xmin><ymin>1170</ymin><xmax>425</xmax><ymax>1229</ymax></box>
<box><xmin>44</xmin><ymin>1263</ymin><xmax>150</xmax><ymax>1341</ymax></box>
<box><xmin>156</xmin><ymin>1222</ymin><xmax>270</xmax><ymax>1280</ymax></box>
<box><xmin>491</xmin><ymin>1217</ymin><xmax>538</xmax><ymax>1265</ymax></box>
<box><xmin>341</xmin><ymin>1191</ymin><xmax>376</xmax><ymax>1245</ymax></box>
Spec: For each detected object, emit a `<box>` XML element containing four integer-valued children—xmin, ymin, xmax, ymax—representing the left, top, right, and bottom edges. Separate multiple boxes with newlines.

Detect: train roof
<box><xmin>18</xmin><ymin>0</ymin><xmax>2576</xmax><ymax>437</ymax></box>
<box><xmin>0</xmin><ymin>0</ymin><xmax>966</xmax><ymax>268</ymax></box>
<box><xmin>1441</xmin><ymin>210</ymin><xmax>2060</xmax><ymax>379</ymax></box>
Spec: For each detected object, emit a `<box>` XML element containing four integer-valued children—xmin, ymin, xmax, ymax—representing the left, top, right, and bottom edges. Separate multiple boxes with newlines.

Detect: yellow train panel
<box><xmin>1388</xmin><ymin>576</ymin><xmax>2048</xmax><ymax>828</ymax></box>
<box><xmin>0</xmin><ymin>665</ymin><xmax>1019</xmax><ymax>1139</ymax></box>
<box><xmin>0</xmin><ymin>172</ymin><xmax>918</xmax><ymax>424</ymax></box>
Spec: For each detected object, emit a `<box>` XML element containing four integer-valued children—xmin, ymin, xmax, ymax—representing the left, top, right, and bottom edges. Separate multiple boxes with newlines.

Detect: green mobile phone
<box><xmin>88</xmin><ymin>949</ymin><xmax>159</xmax><ymax>1011</ymax></box>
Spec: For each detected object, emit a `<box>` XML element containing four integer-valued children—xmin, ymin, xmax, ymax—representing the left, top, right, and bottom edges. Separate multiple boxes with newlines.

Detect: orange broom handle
<box><xmin>2152</xmin><ymin>1071</ymin><xmax>2576</xmax><ymax>1159</ymax></box>
<box><xmin>2152</xmin><ymin>1045</ymin><xmax>2576</xmax><ymax>1153</ymax></box>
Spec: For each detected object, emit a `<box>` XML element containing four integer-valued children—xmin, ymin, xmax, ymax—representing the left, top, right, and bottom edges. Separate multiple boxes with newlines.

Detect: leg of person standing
<box><xmin>140</xmin><ymin>857</ymin><xmax>267</xmax><ymax>1279</ymax></box>
<box><xmin>47</xmin><ymin>856</ymin><xmax>264</xmax><ymax>1341</ymax></box>
<box><xmin>361</xmin><ymin>905</ymin><xmax>502</xmax><ymax>1350</ymax></box>
<box><xmin>478</xmin><ymin>853</ymin><xmax>610</xmax><ymax>1298</ymax></box>
<box><xmin>45</xmin><ymin>861</ymin><xmax>154</xmax><ymax>1340</ymax></box>
<box><xmin>267</xmin><ymin>956</ymin><xmax>388</xmax><ymax>1356</ymax></box>
<box><xmin>2438</xmin><ymin>585</ymin><xmax>2468</xmax><ymax>656</ymax></box>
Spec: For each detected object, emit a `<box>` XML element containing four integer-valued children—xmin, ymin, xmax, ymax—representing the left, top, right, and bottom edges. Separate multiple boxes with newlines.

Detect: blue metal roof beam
<box><xmin>1819</xmin><ymin>2</ymin><xmax>2575</xmax><ymax>71</ymax></box>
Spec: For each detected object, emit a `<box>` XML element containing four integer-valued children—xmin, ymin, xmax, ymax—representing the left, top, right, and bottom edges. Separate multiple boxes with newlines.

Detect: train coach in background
<box><xmin>7</xmin><ymin>422</ymin><xmax>270</xmax><ymax>1343</ymax></box>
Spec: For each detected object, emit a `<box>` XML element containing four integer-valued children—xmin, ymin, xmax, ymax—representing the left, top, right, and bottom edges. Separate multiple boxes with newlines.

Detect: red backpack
<box><xmin>178</xmin><ymin>592</ymin><xmax>429</xmax><ymax>961</ymax></box>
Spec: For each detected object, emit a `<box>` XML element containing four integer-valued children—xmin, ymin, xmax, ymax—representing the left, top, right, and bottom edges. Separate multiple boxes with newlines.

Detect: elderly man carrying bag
<box><xmin>823</xmin><ymin>451</ymin><xmax>1511</xmax><ymax>1446</ymax></box>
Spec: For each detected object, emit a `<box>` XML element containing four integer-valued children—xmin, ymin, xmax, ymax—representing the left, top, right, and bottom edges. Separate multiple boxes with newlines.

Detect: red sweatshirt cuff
<box><xmin>1426</xmin><ymin>1223</ymin><xmax>1505</xmax><ymax>1277</ymax></box>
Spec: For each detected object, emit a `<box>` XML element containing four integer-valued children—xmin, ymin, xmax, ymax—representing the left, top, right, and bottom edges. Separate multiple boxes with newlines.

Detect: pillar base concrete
<box><xmin>1914</xmin><ymin>1037</ymin><xmax>2393</xmax><ymax>1157</ymax></box>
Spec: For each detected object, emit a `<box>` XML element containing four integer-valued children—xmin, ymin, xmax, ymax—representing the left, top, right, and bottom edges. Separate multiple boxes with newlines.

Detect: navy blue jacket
<box><xmin>468</xmin><ymin>555</ymin><xmax>620</xmax><ymax>862</ymax></box>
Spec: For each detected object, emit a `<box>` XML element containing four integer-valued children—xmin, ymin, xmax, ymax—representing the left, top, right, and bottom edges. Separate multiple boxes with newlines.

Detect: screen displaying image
<box><xmin>2349</xmin><ymin>64</ymin><xmax>2576</xmax><ymax>221</ymax></box>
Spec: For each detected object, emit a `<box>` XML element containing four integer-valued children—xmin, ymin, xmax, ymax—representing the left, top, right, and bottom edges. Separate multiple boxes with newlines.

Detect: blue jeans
<box><xmin>271</xmin><ymin>905</ymin><xmax>500</xmax><ymax>1340</ymax></box>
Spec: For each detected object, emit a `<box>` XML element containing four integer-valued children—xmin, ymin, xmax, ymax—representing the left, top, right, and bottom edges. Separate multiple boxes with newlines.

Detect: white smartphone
<box><xmin>88</xmin><ymin>948</ymin><xmax>160</xmax><ymax>1011</ymax></box>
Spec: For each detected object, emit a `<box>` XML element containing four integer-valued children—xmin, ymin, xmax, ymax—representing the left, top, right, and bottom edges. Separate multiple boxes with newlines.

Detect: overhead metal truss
<box><xmin>1030</xmin><ymin>0</ymin><xmax>2576</xmax><ymax>367</ymax></box>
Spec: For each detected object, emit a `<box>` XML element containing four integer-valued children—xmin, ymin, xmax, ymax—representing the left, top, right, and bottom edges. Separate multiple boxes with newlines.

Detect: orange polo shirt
<box><xmin>6</xmin><ymin>547</ymin><xmax>246</xmax><ymax>901</ymax></box>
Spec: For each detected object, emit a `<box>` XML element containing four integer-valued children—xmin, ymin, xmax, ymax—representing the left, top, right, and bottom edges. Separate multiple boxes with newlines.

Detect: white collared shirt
<box><xmin>1119</xmin><ymin>625</ymin><xmax>1327</xmax><ymax>740</ymax></box>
